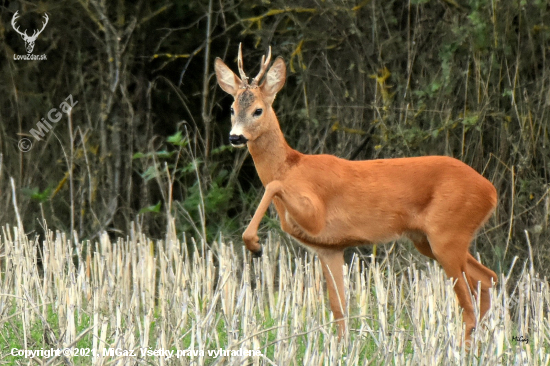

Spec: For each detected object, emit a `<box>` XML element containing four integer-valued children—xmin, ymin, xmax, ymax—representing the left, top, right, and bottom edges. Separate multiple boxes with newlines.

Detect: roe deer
<box><xmin>214</xmin><ymin>44</ymin><xmax>498</xmax><ymax>341</ymax></box>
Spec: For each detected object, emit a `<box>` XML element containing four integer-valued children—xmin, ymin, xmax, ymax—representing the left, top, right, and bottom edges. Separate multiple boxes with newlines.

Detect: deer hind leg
<box><xmin>428</xmin><ymin>234</ymin><xmax>478</xmax><ymax>340</ymax></box>
<box><xmin>316</xmin><ymin>248</ymin><xmax>346</xmax><ymax>338</ymax></box>
<box><xmin>411</xmin><ymin>232</ymin><xmax>496</xmax><ymax>333</ymax></box>
<box><xmin>466</xmin><ymin>253</ymin><xmax>497</xmax><ymax>319</ymax></box>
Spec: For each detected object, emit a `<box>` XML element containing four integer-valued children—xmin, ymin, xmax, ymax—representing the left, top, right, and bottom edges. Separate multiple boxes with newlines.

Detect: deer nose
<box><xmin>229</xmin><ymin>134</ymin><xmax>248</xmax><ymax>146</ymax></box>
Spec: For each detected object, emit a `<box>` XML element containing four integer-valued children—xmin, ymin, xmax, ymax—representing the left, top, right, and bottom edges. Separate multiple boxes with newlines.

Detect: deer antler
<box><xmin>31</xmin><ymin>13</ymin><xmax>49</xmax><ymax>39</ymax></box>
<box><xmin>11</xmin><ymin>11</ymin><xmax>27</xmax><ymax>37</ymax></box>
<box><xmin>250</xmin><ymin>46</ymin><xmax>272</xmax><ymax>87</ymax></box>
<box><xmin>33</xmin><ymin>13</ymin><xmax>50</xmax><ymax>37</ymax></box>
<box><xmin>237</xmin><ymin>44</ymin><xmax>272</xmax><ymax>88</ymax></box>
<box><xmin>11</xmin><ymin>11</ymin><xmax>48</xmax><ymax>40</ymax></box>
<box><xmin>237</xmin><ymin>43</ymin><xmax>249</xmax><ymax>87</ymax></box>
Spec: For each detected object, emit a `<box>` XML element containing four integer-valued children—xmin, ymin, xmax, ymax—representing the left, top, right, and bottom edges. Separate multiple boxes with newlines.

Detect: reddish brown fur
<box><xmin>214</xmin><ymin>47</ymin><xmax>498</xmax><ymax>342</ymax></box>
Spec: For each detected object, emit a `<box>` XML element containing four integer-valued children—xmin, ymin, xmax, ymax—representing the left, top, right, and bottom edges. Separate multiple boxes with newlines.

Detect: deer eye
<box><xmin>253</xmin><ymin>108</ymin><xmax>263</xmax><ymax>117</ymax></box>
<box><xmin>230</xmin><ymin>107</ymin><xmax>235</xmax><ymax>115</ymax></box>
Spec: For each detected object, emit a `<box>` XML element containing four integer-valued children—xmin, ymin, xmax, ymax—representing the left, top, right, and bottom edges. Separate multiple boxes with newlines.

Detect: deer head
<box><xmin>214</xmin><ymin>44</ymin><xmax>286</xmax><ymax>147</ymax></box>
<box><xmin>12</xmin><ymin>11</ymin><xmax>49</xmax><ymax>54</ymax></box>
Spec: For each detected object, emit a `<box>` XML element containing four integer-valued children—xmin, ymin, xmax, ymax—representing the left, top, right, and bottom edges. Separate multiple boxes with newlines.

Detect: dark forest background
<box><xmin>0</xmin><ymin>0</ymin><xmax>548</xmax><ymax>276</ymax></box>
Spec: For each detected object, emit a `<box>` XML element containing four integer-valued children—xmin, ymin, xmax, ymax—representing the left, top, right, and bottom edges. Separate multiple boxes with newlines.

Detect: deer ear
<box><xmin>215</xmin><ymin>58</ymin><xmax>241</xmax><ymax>97</ymax></box>
<box><xmin>260</xmin><ymin>57</ymin><xmax>286</xmax><ymax>104</ymax></box>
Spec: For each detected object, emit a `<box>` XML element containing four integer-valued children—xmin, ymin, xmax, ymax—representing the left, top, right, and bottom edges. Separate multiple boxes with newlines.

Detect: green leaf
<box><xmin>138</xmin><ymin>201</ymin><xmax>161</xmax><ymax>214</ymax></box>
<box><xmin>167</xmin><ymin>131</ymin><xmax>188</xmax><ymax>146</ymax></box>
<box><xmin>133</xmin><ymin>150</ymin><xmax>175</xmax><ymax>159</ymax></box>
<box><xmin>22</xmin><ymin>187</ymin><xmax>51</xmax><ymax>203</ymax></box>
<box><xmin>502</xmin><ymin>89</ymin><xmax>513</xmax><ymax>98</ymax></box>
<box><xmin>156</xmin><ymin>150</ymin><xmax>176</xmax><ymax>159</ymax></box>
<box><xmin>211</xmin><ymin>145</ymin><xmax>232</xmax><ymax>155</ymax></box>
<box><xmin>141</xmin><ymin>166</ymin><xmax>158</xmax><ymax>181</ymax></box>
<box><xmin>181</xmin><ymin>159</ymin><xmax>202</xmax><ymax>173</ymax></box>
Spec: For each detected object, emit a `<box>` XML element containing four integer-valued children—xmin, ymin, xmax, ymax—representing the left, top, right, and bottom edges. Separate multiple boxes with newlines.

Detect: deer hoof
<box><xmin>251</xmin><ymin>248</ymin><xmax>263</xmax><ymax>258</ymax></box>
<box><xmin>242</xmin><ymin>232</ymin><xmax>261</xmax><ymax>252</ymax></box>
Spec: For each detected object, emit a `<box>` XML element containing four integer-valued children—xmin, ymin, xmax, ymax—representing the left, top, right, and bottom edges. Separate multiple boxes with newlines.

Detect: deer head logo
<box><xmin>11</xmin><ymin>11</ymin><xmax>49</xmax><ymax>54</ymax></box>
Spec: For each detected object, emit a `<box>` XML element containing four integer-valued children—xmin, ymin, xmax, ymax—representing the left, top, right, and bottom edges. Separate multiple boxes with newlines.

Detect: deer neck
<box><xmin>247</xmin><ymin>125</ymin><xmax>297</xmax><ymax>186</ymax></box>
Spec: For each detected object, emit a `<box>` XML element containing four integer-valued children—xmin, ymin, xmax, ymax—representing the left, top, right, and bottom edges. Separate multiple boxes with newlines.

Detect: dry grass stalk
<box><xmin>0</xmin><ymin>226</ymin><xmax>548</xmax><ymax>365</ymax></box>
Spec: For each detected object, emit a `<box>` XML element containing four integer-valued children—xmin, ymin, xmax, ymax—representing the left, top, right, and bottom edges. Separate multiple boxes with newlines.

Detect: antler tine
<box><xmin>12</xmin><ymin>11</ymin><xmax>19</xmax><ymax>24</ymax></box>
<box><xmin>251</xmin><ymin>46</ymin><xmax>272</xmax><ymax>87</ymax></box>
<box><xmin>35</xmin><ymin>13</ymin><xmax>48</xmax><ymax>36</ymax></box>
<box><xmin>237</xmin><ymin>43</ymin><xmax>248</xmax><ymax>86</ymax></box>
<box><xmin>11</xmin><ymin>11</ymin><xmax>25</xmax><ymax>35</ymax></box>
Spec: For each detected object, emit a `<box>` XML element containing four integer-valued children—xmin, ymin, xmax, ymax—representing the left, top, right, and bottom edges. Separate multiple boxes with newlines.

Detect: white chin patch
<box><xmin>231</xmin><ymin>143</ymin><xmax>246</xmax><ymax>148</ymax></box>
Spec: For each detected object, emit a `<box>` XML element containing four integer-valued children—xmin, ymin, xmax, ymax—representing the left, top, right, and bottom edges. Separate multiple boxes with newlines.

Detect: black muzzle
<box><xmin>229</xmin><ymin>134</ymin><xmax>248</xmax><ymax>146</ymax></box>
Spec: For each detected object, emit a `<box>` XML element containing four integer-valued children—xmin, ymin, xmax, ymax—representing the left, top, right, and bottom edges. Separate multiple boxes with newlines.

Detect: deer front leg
<box><xmin>242</xmin><ymin>181</ymin><xmax>284</xmax><ymax>255</ymax></box>
<box><xmin>244</xmin><ymin>180</ymin><xmax>327</xmax><ymax>255</ymax></box>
